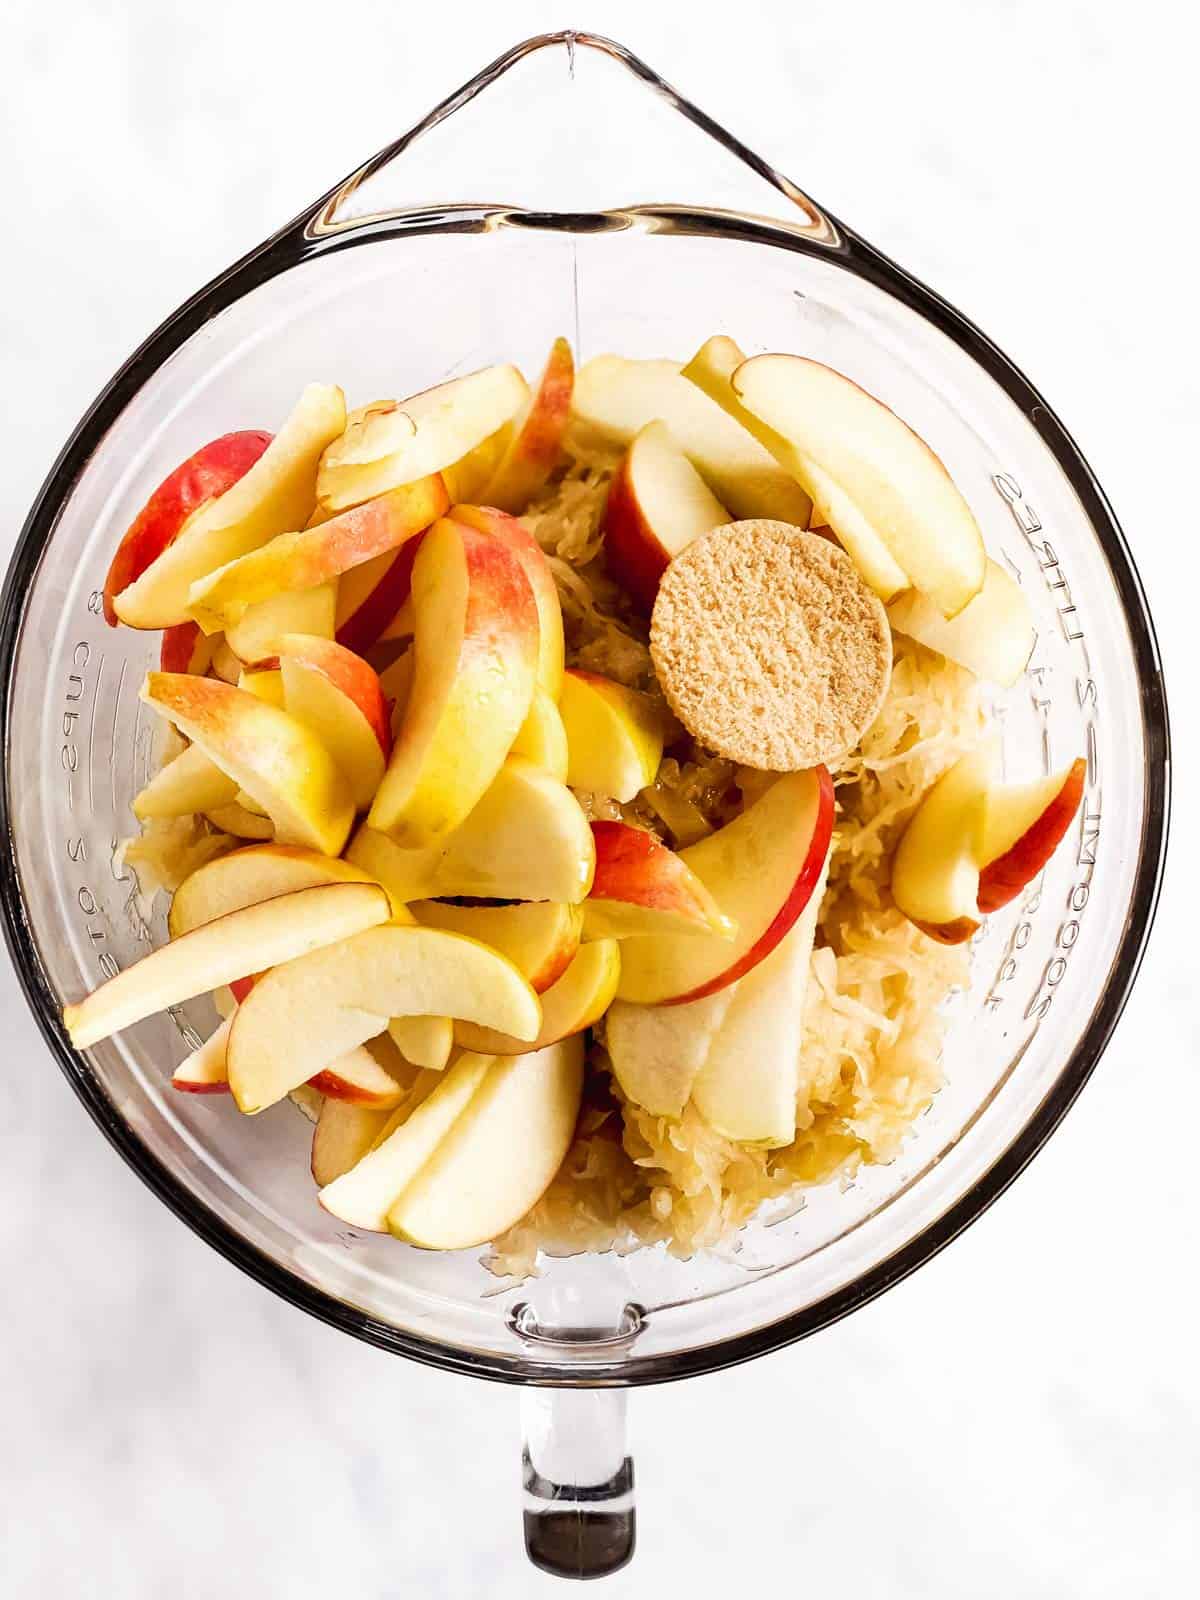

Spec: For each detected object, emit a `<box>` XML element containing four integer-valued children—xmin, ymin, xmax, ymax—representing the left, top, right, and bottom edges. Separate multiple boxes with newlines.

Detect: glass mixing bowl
<box><xmin>0</xmin><ymin>32</ymin><xmax>1169</xmax><ymax>1580</ymax></box>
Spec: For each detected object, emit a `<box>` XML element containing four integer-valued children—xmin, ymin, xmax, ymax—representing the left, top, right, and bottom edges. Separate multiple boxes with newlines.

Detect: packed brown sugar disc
<box><xmin>649</xmin><ymin>520</ymin><xmax>892</xmax><ymax>770</ymax></box>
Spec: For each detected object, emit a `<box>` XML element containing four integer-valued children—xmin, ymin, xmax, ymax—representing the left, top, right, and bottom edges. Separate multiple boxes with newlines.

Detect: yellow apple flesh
<box><xmin>226</xmin><ymin>925</ymin><xmax>541</xmax><ymax>1112</ymax></box>
<box><xmin>511</xmin><ymin>687</ymin><xmax>569</xmax><ymax>781</ymax></box>
<box><xmin>277</xmin><ymin>634</ymin><xmax>391</xmax><ymax>810</ymax></box>
<box><xmin>188</xmin><ymin>476</ymin><xmax>448</xmax><ymax>634</ymax></box>
<box><xmin>63</xmin><ymin>881</ymin><xmax>389</xmax><ymax>1049</ymax></box>
<box><xmin>559</xmin><ymin>670</ymin><xmax>663</xmax><ymax>803</ymax></box>
<box><xmin>387</xmin><ymin>1037</ymin><xmax>583</xmax><ymax>1250</ymax></box>
<box><xmin>455</xmin><ymin>937</ymin><xmax>619</xmax><ymax>1056</ymax></box>
<box><xmin>682</xmin><ymin>334</ymin><xmax>906</xmax><ymax>599</ymax></box>
<box><xmin>387</xmin><ymin>1015</ymin><xmax>454</xmax><ymax>1072</ymax></box>
<box><xmin>133</xmin><ymin>742</ymin><xmax>237</xmax><ymax>820</ymax></box>
<box><xmin>310</xmin><ymin>1097</ymin><xmax>393</xmax><ymax>1188</ymax></box>
<box><xmin>317</xmin><ymin>365</ymin><xmax>530</xmax><ymax>512</ymax></box>
<box><xmin>413</xmin><ymin>899</ymin><xmax>582</xmax><ymax>994</ymax></box>
<box><xmin>142</xmin><ymin>673</ymin><xmax>356</xmax><ymax>856</ymax></box>
<box><xmin>889</xmin><ymin>748</ymin><xmax>993</xmax><ymax>939</ymax></box>
<box><xmin>731</xmin><ymin>353</ymin><xmax>986</xmax><ymax>618</ymax></box>
<box><xmin>569</xmin><ymin>354</ymin><xmax>812</xmax><ymax>525</ymax></box>
<box><xmin>317</xmin><ymin>1051</ymin><xmax>496</xmax><ymax>1229</ymax></box>
<box><xmin>114</xmin><ymin>383</ymin><xmax>346</xmax><ymax>628</ymax></box>
<box><xmin>888</xmin><ymin>559</ymin><xmax>1036</xmax><ymax>686</ymax></box>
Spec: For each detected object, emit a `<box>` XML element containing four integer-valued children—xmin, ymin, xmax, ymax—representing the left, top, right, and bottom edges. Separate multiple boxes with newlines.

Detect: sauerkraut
<box><xmin>488</xmin><ymin>447</ymin><xmax>984</xmax><ymax>1278</ymax></box>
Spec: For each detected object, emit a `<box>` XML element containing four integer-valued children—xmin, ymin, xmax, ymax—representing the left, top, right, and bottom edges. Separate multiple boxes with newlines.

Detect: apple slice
<box><xmin>133</xmin><ymin>742</ymin><xmax>237</xmax><ymax>819</ymax></box>
<box><xmin>226</xmin><ymin>925</ymin><xmax>540</xmax><ymax>1112</ymax></box>
<box><xmin>511</xmin><ymin>687</ymin><xmax>568</xmax><ymax>781</ymax></box>
<box><xmin>171</xmin><ymin>1016</ymin><xmax>233</xmax><ymax>1094</ymax></box>
<box><xmin>481</xmin><ymin>337</ymin><xmax>575</xmax><ymax>513</ymax></box>
<box><xmin>887</xmin><ymin>559</ymin><xmax>1036</xmax><ymax>686</ymax></box>
<box><xmin>387</xmin><ymin>1015</ymin><xmax>455</xmax><ymax>1071</ymax></box>
<box><xmin>311</xmin><ymin>1097</ymin><xmax>393</xmax><ymax>1188</ymax></box>
<box><xmin>308</xmin><ymin>1039</ymin><xmax>407</xmax><ymax>1108</ymax></box>
<box><xmin>114</xmin><ymin>385</ymin><xmax>345</xmax><ymax>628</ymax></box>
<box><xmin>205</xmin><ymin>803</ymin><xmax>275</xmax><ymax>840</ymax></box>
<box><xmin>569</xmin><ymin>354</ymin><xmax>812</xmax><ymax>525</ymax></box>
<box><xmin>387</xmin><ymin>1037</ymin><xmax>583</xmax><ymax>1251</ymax></box>
<box><xmin>889</xmin><ymin>748</ymin><xmax>993</xmax><ymax>942</ymax></box>
<box><xmin>615</xmin><ymin>767</ymin><xmax>834</xmax><ymax>1004</ymax></box>
<box><xmin>210</xmin><ymin>639</ymin><xmax>244</xmax><ymax>683</ymax></box>
<box><xmin>977</xmin><ymin>757</ymin><xmax>1085</xmax><ymax>913</ymax></box>
<box><xmin>730</xmin><ymin>354</ymin><xmax>986</xmax><ymax>617</ymax></box>
<box><xmin>413</xmin><ymin>900</ymin><xmax>582</xmax><ymax>994</ymax></box>
<box><xmin>327</xmin><ymin>400</ymin><xmax>417</xmax><ymax>466</ymax></box>
<box><xmin>448</xmin><ymin>505</ymin><xmax>564</xmax><ymax>698</ymax></box>
<box><xmin>584</xmin><ymin>821</ymin><xmax>734</xmax><ymax>941</ymax></box>
<box><xmin>334</xmin><ymin>542</ymin><xmax>423</xmax><ymax>655</ymax></box>
<box><xmin>440</xmin><ymin>421</ymin><xmax>516</xmax><ymax>505</ymax></box>
<box><xmin>350</xmin><ymin>757</ymin><xmax>595</xmax><ymax>906</ymax></box>
<box><xmin>455</xmin><ymin>938</ymin><xmax>619</xmax><ymax>1056</ymax></box>
<box><xmin>237</xmin><ymin>667</ymin><xmax>285</xmax><ymax>706</ymax></box>
<box><xmin>188</xmin><ymin>476</ymin><xmax>447</xmax><ymax>635</ymax></box>
<box><xmin>377</xmin><ymin>649</ymin><xmax>414</xmax><ymax>735</ymax></box>
<box><xmin>224</xmin><ymin>581</ymin><xmax>336</xmax><ymax>665</ymax></box>
<box><xmin>691</xmin><ymin>886</ymin><xmax>822</xmax><ymax>1146</ymax></box>
<box><xmin>317</xmin><ymin>1051</ymin><xmax>495</xmax><ymax>1230</ymax></box>
<box><xmin>367</xmin><ymin>515</ymin><xmax>538</xmax><ymax>844</ymax></box>
<box><xmin>142</xmin><ymin>673</ymin><xmax>355</xmax><ymax>856</ymax></box>
<box><xmin>277</xmin><ymin>634</ymin><xmax>391</xmax><ymax>809</ymax></box>
<box><xmin>604</xmin><ymin>986</ymin><xmax>737</xmax><ymax>1117</ymax></box>
<box><xmin>682</xmin><ymin>334</ymin><xmax>907</xmax><ymax>601</ymax></box>
<box><xmin>160</xmin><ymin>621</ymin><xmax>216</xmax><ymax>675</ymax></box>
<box><xmin>316</xmin><ymin>366</ymin><xmax>529</xmax><ymax>513</ymax></box>
<box><xmin>558</xmin><ymin>670</ymin><xmax>663</xmax><ymax>803</ymax></box>
<box><xmin>104</xmin><ymin>431</ymin><xmax>273</xmax><ymax>625</ymax></box>
<box><xmin>63</xmin><ymin>881</ymin><xmax>389</xmax><ymax>1049</ymax></box>
<box><xmin>603</xmin><ymin>419</ymin><xmax>731</xmax><ymax>613</ymax></box>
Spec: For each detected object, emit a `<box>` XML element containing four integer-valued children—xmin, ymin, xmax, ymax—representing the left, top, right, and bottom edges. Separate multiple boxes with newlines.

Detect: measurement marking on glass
<box><xmin>110</xmin><ymin>659</ymin><xmax>127</xmax><ymax>819</ymax></box>
<box><xmin>88</xmin><ymin>652</ymin><xmax>105</xmax><ymax>815</ymax></box>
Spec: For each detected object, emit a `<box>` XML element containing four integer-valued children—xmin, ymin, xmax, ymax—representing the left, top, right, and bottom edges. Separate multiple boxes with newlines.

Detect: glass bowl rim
<box><xmin>0</xmin><ymin>33</ymin><xmax>1171</xmax><ymax>1386</ymax></box>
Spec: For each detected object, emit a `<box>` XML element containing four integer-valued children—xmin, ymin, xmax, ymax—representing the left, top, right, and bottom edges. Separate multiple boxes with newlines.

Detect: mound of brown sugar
<box><xmin>649</xmin><ymin>520</ymin><xmax>892</xmax><ymax>770</ymax></box>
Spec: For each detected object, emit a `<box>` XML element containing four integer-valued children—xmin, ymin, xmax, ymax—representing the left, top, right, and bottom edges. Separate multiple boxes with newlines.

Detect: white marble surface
<box><xmin>1</xmin><ymin>1</ymin><xmax>1196</xmax><ymax>1593</ymax></box>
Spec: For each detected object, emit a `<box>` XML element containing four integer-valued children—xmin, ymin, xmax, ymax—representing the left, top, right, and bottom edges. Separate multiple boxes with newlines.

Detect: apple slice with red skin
<box><xmin>481</xmin><ymin>337</ymin><xmax>575</xmax><ymax>514</ymax></box>
<box><xmin>977</xmin><ymin>757</ymin><xmax>1086</xmax><ymax>913</ymax></box>
<box><xmin>277</xmin><ymin>633</ymin><xmax>391</xmax><ymax>810</ymax></box>
<box><xmin>584</xmin><ymin>821</ymin><xmax>735</xmax><ymax>941</ymax></box>
<box><xmin>160</xmin><ymin>621</ymin><xmax>216</xmax><ymax>675</ymax></box>
<box><xmin>115</xmin><ymin>385</ymin><xmax>346</xmax><ymax>628</ymax></box>
<box><xmin>448</xmin><ymin>504</ymin><xmax>565</xmax><ymax>698</ymax></box>
<box><xmin>455</xmin><ymin>938</ymin><xmax>620</xmax><ymax>1056</ymax></box>
<box><xmin>188</xmin><ymin>476</ymin><xmax>448</xmax><ymax>635</ymax></box>
<box><xmin>172</xmin><ymin>1016</ymin><xmax>233</xmax><ymax>1094</ymax></box>
<box><xmin>615</xmin><ymin>767</ymin><xmax>834</xmax><ymax>1005</ymax></box>
<box><xmin>892</xmin><ymin>751</ymin><xmax>1085</xmax><ymax>942</ymax></box>
<box><xmin>308</xmin><ymin>1039</ymin><xmax>407</xmax><ymax>1108</ymax></box>
<box><xmin>142</xmin><ymin>673</ymin><xmax>356</xmax><ymax>856</ymax></box>
<box><xmin>334</xmin><ymin>536</ymin><xmax>426</xmax><ymax>655</ymax></box>
<box><xmin>367</xmin><ymin>515</ymin><xmax>538</xmax><ymax>845</ymax></box>
<box><xmin>602</xmin><ymin>418</ymin><xmax>731</xmax><ymax>614</ymax></box>
<box><xmin>103</xmin><ymin>431</ymin><xmax>273</xmax><ymax>625</ymax></box>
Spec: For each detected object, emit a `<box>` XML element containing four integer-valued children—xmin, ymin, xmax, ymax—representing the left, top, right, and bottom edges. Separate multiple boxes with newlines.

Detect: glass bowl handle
<box><xmin>521</xmin><ymin>1388</ymin><xmax>635</xmax><ymax>1579</ymax></box>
